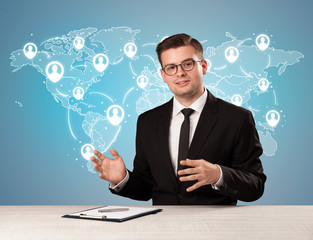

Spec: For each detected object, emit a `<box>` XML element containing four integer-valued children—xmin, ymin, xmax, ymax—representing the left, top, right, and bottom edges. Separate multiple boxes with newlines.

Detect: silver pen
<box><xmin>98</xmin><ymin>208</ymin><xmax>129</xmax><ymax>213</ymax></box>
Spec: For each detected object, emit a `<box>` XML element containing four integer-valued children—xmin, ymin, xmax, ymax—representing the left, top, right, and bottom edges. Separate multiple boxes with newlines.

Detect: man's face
<box><xmin>160</xmin><ymin>45</ymin><xmax>208</xmax><ymax>101</ymax></box>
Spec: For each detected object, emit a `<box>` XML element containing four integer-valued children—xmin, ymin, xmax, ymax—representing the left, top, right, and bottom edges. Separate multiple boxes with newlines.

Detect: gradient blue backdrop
<box><xmin>1</xmin><ymin>0</ymin><xmax>312</xmax><ymax>205</ymax></box>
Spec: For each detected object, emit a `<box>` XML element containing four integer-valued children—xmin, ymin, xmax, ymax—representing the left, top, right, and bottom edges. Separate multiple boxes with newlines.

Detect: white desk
<box><xmin>0</xmin><ymin>206</ymin><xmax>312</xmax><ymax>239</ymax></box>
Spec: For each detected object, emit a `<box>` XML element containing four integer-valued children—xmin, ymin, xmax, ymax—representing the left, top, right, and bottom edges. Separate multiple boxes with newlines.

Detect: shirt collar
<box><xmin>172</xmin><ymin>88</ymin><xmax>207</xmax><ymax>118</ymax></box>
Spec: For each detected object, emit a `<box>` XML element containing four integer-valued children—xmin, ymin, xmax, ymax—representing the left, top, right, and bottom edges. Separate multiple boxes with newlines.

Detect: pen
<box><xmin>98</xmin><ymin>208</ymin><xmax>129</xmax><ymax>213</ymax></box>
<box><xmin>80</xmin><ymin>214</ymin><xmax>107</xmax><ymax>219</ymax></box>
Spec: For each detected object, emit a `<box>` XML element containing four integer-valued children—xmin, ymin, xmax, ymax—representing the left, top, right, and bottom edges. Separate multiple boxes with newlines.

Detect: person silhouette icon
<box><xmin>74</xmin><ymin>37</ymin><xmax>85</xmax><ymax>50</ymax></box>
<box><xmin>50</xmin><ymin>65</ymin><xmax>61</xmax><ymax>80</ymax></box>
<box><xmin>234</xmin><ymin>96</ymin><xmax>240</xmax><ymax>105</ymax></box>
<box><xmin>23</xmin><ymin>42</ymin><xmax>37</xmax><ymax>59</ymax></box>
<box><xmin>112</xmin><ymin>108</ymin><xmax>121</xmax><ymax>122</ymax></box>
<box><xmin>229</xmin><ymin>50</ymin><xmax>235</xmax><ymax>59</ymax></box>
<box><xmin>268</xmin><ymin>113</ymin><xmax>278</xmax><ymax>126</ymax></box>
<box><xmin>76</xmin><ymin>39</ymin><xmax>82</xmax><ymax>48</ymax></box>
<box><xmin>124</xmin><ymin>42</ymin><xmax>137</xmax><ymax>58</ymax></box>
<box><xmin>136</xmin><ymin>75</ymin><xmax>148</xmax><ymax>89</ymax></box>
<box><xmin>231</xmin><ymin>94</ymin><xmax>243</xmax><ymax>106</ymax></box>
<box><xmin>128</xmin><ymin>45</ymin><xmax>134</xmax><ymax>53</ymax></box>
<box><xmin>258</xmin><ymin>78</ymin><xmax>270</xmax><ymax>92</ymax></box>
<box><xmin>95</xmin><ymin>57</ymin><xmax>103</xmax><ymax>69</ymax></box>
<box><xmin>266</xmin><ymin>110</ymin><xmax>280</xmax><ymax>127</ymax></box>
<box><xmin>256</xmin><ymin>34</ymin><xmax>270</xmax><ymax>51</ymax></box>
<box><xmin>225</xmin><ymin>47</ymin><xmax>239</xmax><ymax>63</ymax></box>
<box><xmin>106</xmin><ymin>105</ymin><xmax>125</xmax><ymax>126</ymax></box>
<box><xmin>73</xmin><ymin>87</ymin><xmax>84</xmax><ymax>100</ymax></box>
<box><xmin>97</xmin><ymin>57</ymin><xmax>105</xmax><ymax>67</ymax></box>
<box><xmin>26</xmin><ymin>45</ymin><xmax>35</xmax><ymax>58</ymax></box>
<box><xmin>260</xmin><ymin>37</ymin><xmax>266</xmax><ymax>45</ymax></box>
<box><xmin>45</xmin><ymin>61</ymin><xmax>64</xmax><ymax>83</ymax></box>
<box><xmin>81</xmin><ymin>144</ymin><xmax>95</xmax><ymax>160</ymax></box>
<box><xmin>93</xmin><ymin>53</ymin><xmax>109</xmax><ymax>72</ymax></box>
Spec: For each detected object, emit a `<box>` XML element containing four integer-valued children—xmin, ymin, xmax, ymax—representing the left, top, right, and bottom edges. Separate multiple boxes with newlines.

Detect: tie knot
<box><xmin>181</xmin><ymin>108</ymin><xmax>194</xmax><ymax>118</ymax></box>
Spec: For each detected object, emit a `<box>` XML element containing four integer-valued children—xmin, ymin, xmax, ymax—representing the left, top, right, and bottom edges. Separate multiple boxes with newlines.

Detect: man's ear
<box><xmin>201</xmin><ymin>59</ymin><xmax>208</xmax><ymax>75</ymax></box>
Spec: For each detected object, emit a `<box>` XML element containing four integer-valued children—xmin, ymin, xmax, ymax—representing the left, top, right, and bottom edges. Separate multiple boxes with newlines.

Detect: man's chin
<box><xmin>172</xmin><ymin>86</ymin><xmax>204</xmax><ymax>100</ymax></box>
<box><xmin>174</xmin><ymin>89</ymin><xmax>194</xmax><ymax>98</ymax></box>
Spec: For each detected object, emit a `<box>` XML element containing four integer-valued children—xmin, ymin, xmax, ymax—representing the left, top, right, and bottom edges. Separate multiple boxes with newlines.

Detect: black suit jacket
<box><xmin>111</xmin><ymin>90</ymin><xmax>266</xmax><ymax>205</ymax></box>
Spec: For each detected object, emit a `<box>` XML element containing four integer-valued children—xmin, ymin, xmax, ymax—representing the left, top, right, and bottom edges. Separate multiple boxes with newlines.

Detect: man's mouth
<box><xmin>176</xmin><ymin>80</ymin><xmax>190</xmax><ymax>86</ymax></box>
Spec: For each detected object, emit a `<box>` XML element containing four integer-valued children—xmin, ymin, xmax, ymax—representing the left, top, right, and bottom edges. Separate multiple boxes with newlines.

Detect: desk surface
<box><xmin>0</xmin><ymin>206</ymin><xmax>313</xmax><ymax>240</ymax></box>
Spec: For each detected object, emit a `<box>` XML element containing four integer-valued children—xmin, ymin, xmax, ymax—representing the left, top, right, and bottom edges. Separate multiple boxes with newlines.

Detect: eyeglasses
<box><xmin>162</xmin><ymin>58</ymin><xmax>203</xmax><ymax>76</ymax></box>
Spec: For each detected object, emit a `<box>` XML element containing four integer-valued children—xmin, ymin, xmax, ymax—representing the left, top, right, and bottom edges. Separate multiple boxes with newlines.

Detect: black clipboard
<box><xmin>62</xmin><ymin>206</ymin><xmax>162</xmax><ymax>222</ymax></box>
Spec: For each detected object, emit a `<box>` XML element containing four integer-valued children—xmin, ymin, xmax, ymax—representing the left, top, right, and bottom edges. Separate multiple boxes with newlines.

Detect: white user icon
<box><xmin>266</xmin><ymin>110</ymin><xmax>280</xmax><ymax>127</ymax></box>
<box><xmin>137</xmin><ymin>75</ymin><xmax>148</xmax><ymax>89</ymax></box>
<box><xmin>46</xmin><ymin>61</ymin><xmax>64</xmax><ymax>83</ymax></box>
<box><xmin>73</xmin><ymin>37</ymin><xmax>85</xmax><ymax>50</ymax></box>
<box><xmin>73</xmin><ymin>87</ymin><xmax>85</xmax><ymax>100</ymax></box>
<box><xmin>231</xmin><ymin>94</ymin><xmax>243</xmax><ymax>106</ymax></box>
<box><xmin>124</xmin><ymin>42</ymin><xmax>137</xmax><ymax>58</ymax></box>
<box><xmin>81</xmin><ymin>144</ymin><xmax>95</xmax><ymax>160</ymax></box>
<box><xmin>106</xmin><ymin>105</ymin><xmax>125</xmax><ymax>126</ymax></box>
<box><xmin>256</xmin><ymin>34</ymin><xmax>270</xmax><ymax>51</ymax></box>
<box><xmin>93</xmin><ymin>53</ymin><xmax>109</xmax><ymax>72</ymax></box>
<box><xmin>225</xmin><ymin>47</ymin><xmax>239</xmax><ymax>63</ymax></box>
<box><xmin>258</xmin><ymin>78</ymin><xmax>270</xmax><ymax>92</ymax></box>
<box><xmin>23</xmin><ymin>43</ymin><xmax>37</xmax><ymax>60</ymax></box>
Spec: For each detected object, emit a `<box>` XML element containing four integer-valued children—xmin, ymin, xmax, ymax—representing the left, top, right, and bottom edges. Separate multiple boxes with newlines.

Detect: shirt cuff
<box><xmin>109</xmin><ymin>170</ymin><xmax>129</xmax><ymax>192</ymax></box>
<box><xmin>211</xmin><ymin>164</ymin><xmax>223</xmax><ymax>190</ymax></box>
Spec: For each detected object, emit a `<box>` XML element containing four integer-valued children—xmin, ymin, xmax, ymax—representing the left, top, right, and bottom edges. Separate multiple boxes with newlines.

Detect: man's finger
<box><xmin>178</xmin><ymin>167</ymin><xmax>197</xmax><ymax>176</ymax></box>
<box><xmin>99</xmin><ymin>173</ymin><xmax>107</xmax><ymax>181</ymax></box>
<box><xmin>110</xmin><ymin>148</ymin><xmax>120</xmax><ymax>160</ymax></box>
<box><xmin>186</xmin><ymin>182</ymin><xmax>203</xmax><ymax>192</ymax></box>
<box><xmin>179</xmin><ymin>174</ymin><xmax>199</xmax><ymax>182</ymax></box>
<box><xmin>180</xmin><ymin>159</ymin><xmax>198</xmax><ymax>167</ymax></box>
<box><xmin>94</xmin><ymin>150</ymin><xmax>110</xmax><ymax>161</ymax></box>
<box><xmin>90</xmin><ymin>156</ymin><xmax>102</xmax><ymax>166</ymax></box>
<box><xmin>94</xmin><ymin>163</ymin><xmax>102</xmax><ymax>173</ymax></box>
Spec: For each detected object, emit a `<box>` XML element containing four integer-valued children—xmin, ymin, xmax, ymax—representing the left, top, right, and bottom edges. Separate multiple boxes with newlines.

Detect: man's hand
<box><xmin>178</xmin><ymin>159</ymin><xmax>221</xmax><ymax>192</ymax></box>
<box><xmin>90</xmin><ymin>148</ymin><xmax>126</xmax><ymax>185</ymax></box>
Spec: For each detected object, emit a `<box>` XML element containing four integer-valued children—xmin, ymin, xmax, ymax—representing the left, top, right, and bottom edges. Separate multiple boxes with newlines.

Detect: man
<box><xmin>91</xmin><ymin>33</ymin><xmax>266</xmax><ymax>205</ymax></box>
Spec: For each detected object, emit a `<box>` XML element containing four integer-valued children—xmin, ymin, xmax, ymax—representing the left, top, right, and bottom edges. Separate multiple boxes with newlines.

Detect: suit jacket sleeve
<box><xmin>109</xmin><ymin>114</ymin><xmax>154</xmax><ymax>201</ymax></box>
<box><xmin>218</xmin><ymin>110</ymin><xmax>266</xmax><ymax>202</ymax></box>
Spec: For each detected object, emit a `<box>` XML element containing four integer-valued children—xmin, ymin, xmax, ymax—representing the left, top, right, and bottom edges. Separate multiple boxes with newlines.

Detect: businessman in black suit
<box><xmin>91</xmin><ymin>33</ymin><xmax>266</xmax><ymax>205</ymax></box>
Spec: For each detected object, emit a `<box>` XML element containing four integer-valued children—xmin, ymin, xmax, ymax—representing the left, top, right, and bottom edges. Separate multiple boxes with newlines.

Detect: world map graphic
<box><xmin>10</xmin><ymin>27</ymin><xmax>304</xmax><ymax>172</ymax></box>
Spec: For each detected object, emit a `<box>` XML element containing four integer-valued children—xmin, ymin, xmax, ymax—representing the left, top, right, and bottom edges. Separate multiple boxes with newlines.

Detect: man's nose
<box><xmin>176</xmin><ymin>65</ymin><xmax>187</xmax><ymax>77</ymax></box>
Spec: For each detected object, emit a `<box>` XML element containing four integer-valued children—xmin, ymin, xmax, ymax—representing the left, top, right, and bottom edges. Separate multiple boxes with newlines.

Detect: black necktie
<box><xmin>178</xmin><ymin>108</ymin><xmax>194</xmax><ymax>173</ymax></box>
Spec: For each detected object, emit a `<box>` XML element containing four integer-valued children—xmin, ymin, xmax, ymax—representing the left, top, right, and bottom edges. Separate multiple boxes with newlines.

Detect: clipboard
<box><xmin>62</xmin><ymin>206</ymin><xmax>162</xmax><ymax>222</ymax></box>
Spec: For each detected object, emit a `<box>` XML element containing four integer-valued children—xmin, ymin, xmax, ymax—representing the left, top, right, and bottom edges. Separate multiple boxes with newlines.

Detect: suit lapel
<box><xmin>188</xmin><ymin>90</ymin><xmax>219</xmax><ymax>159</ymax></box>
<box><xmin>157</xmin><ymin>99</ymin><xmax>177</xmax><ymax>186</ymax></box>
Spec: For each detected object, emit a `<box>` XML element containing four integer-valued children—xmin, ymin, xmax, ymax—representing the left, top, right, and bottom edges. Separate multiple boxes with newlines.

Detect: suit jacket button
<box><xmin>177</xmin><ymin>193</ymin><xmax>183</xmax><ymax>199</ymax></box>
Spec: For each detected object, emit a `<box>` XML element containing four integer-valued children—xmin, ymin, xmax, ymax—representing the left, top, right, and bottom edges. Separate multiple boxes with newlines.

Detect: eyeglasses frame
<box><xmin>162</xmin><ymin>58</ymin><xmax>204</xmax><ymax>76</ymax></box>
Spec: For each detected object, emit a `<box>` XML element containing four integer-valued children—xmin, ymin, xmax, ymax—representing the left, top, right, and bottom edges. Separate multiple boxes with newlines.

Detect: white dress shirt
<box><xmin>111</xmin><ymin>89</ymin><xmax>223</xmax><ymax>191</ymax></box>
<box><xmin>169</xmin><ymin>89</ymin><xmax>207</xmax><ymax>174</ymax></box>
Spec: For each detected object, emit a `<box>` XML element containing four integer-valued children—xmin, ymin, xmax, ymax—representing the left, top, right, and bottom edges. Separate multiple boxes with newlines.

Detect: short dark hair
<box><xmin>156</xmin><ymin>33</ymin><xmax>204</xmax><ymax>66</ymax></box>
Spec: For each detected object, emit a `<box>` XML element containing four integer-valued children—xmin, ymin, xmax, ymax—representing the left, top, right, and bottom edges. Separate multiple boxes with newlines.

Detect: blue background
<box><xmin>1</xmin><ymin>0</ymin><xmax>312</xmax><ymax>205</ymax></box>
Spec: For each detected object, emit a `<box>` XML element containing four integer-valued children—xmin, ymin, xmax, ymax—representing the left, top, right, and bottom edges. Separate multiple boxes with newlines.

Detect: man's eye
<box><xmin>184</xmin><ymin>61</ymin><xmax>193</xmax><ymax>67</ymax></box>
<box><xmin>166</xmin><ymin>65</ymin><xmax>175</xmax><ymax>70</ymax></box>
